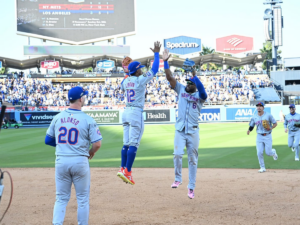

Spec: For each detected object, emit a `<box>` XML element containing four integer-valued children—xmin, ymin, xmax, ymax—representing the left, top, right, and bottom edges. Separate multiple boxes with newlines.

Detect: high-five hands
<box><xmin>150</xmin><ymin>41</ymin><xmax>161</xmax><ymax>53</ymax></box>
<box><xmin>162</xmin><ymin>49</ymin><xmax>171</xmax><ymax>61</ymax></box>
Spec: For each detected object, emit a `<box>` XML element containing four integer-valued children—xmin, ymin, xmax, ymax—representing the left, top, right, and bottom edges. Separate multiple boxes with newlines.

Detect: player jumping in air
<box><xmin>117</xmin><ymin>41</ymin><xmax>161</xmax><ymax>185</ymax></box>
<box><xmin>247</xmin><ymin>102</ymin><xmax>278</xmax><ymax>173</ymax></box>
<box><xmin>284</xmin><ymin>104</ymin><xmax>300</xmax><ymax>161</ymax></box>
<box><xmin>163</xmin><ymin>49</ymin><xmax>207</xmax><ymax>199</ymax></box>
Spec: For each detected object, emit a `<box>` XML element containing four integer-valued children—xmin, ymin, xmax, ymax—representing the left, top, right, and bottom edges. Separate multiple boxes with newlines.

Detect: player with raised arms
<box><xmin>163</xmin><ymin>49</ymin><xmax>207</xmax><ymax>199</ymax></box>
<box><xmin>284</xmin><ymin>104</ymin><xmax>300</xmax><ymax>160</ymax></box>
<box><xmin>45</xmin><ymin>86</ymin><xmax>102</xmax><ymax>225</ymax></box>
<box><xmin>247</xmin><ymin>102</ymin><xmax>278</xmax><ymax>173</ymax></box>
<box><xmin>117</xmin><ymin>41</ymin><xmax>161</xmax><ymax>185</ymax></box>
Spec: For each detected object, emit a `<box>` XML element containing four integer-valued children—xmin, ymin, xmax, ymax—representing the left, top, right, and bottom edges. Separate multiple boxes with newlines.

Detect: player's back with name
<box><xmin>47</xmin><ymin>109</ymin><xmax>102</xmax><ymax>157</ymax></box>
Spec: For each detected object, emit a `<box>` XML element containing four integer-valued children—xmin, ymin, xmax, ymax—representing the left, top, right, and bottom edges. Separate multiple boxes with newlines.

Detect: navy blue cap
<box><xmin>289</xmin><ymin>104</ymin><xmax>296</xmax><ymax>108</ymax></box>
<box><xmin>128</xmin><ymin>61</ymin><xmax>145</xmax><ymax>75</ymax></box>
<box><xmin>256</xmin><ymin>102</ymin><xmax>264</xmax><ymax>107</ymax></box>
<box><xmin>68</xmin><ymin>86</ymin><xmax>88</xmax><ymax>101</ymax></box>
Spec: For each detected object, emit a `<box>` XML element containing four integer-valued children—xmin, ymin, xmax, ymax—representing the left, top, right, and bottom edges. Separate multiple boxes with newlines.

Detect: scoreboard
<box><xmin>16</xmin><ymin>0</ymin><xmax>136</xmax><ymax>44</ymax></box>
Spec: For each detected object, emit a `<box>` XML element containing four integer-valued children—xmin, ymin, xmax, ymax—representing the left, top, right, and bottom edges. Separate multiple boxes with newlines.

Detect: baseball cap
<box><xmin>128</xmin><ymin>61</ymin><xmax>145</xmax><ymax>75</ymax></box>
<box><xmin>68</xmin><ymin>86</ymin><xmax>88</xmax><ymax>101</ymax></box>
<box><xmin>256</xmin><ymin>102</ymin><xmax>264</xmax><ymax>107</ymax></box>
<box><xmin>185</xmin><ymin>78</ymin><xmax>195</xmax><ymax>85</ymax></box>
<box><xmin>289</xmin><ymin>104</ymin><xmax>296</xmax><ymax>108</ymax></box>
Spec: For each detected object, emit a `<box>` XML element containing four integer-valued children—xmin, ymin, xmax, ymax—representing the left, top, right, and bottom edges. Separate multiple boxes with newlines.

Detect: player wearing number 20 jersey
<box><xmin>45</xmin><ymin>86</ymin><xmax>102</xmax><ymax>225</ymax></box>
<box><xmin>117</xmin><ymin>42</ymin><xmax>161</xmax><ymax>185</ymax></box>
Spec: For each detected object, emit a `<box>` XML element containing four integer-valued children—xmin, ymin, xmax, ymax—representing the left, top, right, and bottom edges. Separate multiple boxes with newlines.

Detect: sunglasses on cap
<box><xmin>187</xmin><ymin>81</ymin><xmax>195</xmax><ymax>85</ymax></box>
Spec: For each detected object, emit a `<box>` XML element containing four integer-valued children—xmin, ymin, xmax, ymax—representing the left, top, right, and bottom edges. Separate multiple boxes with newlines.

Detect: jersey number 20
<box><xmin>127</xmin><ymin>89</ymin><xmax>135</xmax><ymax>103</ymax></box>
<box><xmin>58</xmin><ymin>127</ymin><xmax>79</xmax><ymax>145</ymax></box>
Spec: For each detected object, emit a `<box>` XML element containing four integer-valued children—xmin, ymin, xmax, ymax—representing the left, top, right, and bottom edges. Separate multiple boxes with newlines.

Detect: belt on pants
<box><xmin>260</xmin><ymin>133</ymin><xmax>271</xmax><ymax>136</ymax></box>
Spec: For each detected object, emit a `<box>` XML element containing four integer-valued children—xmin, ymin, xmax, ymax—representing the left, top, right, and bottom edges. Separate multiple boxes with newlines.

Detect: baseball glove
<box><xmin>122</xmin><ymin>57</ymin><xmax>133</xmax><ymax>73</ymax></box>
<box><xmin>182</xmin><ymin>58</ymin><xmax>195</xmax><ymax>72</ymax></box>
<box><xmin>262</xmin><ymin>120</ymin><xmax>271</xmax><ymax>130</ymax></box>
<box><xmin>294</xmin><ymin>122</ymin><xmax>300</xmax><ymax>128</ymax></box>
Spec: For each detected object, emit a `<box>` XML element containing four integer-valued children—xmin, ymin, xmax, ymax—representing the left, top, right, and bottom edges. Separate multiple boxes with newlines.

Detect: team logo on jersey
<box><xmin>97</xmin><ymin>128</ymin><xmax>101</xmax><ymax>136</ymax></box>
<box><xmin>24</xmin><ymin>114</ymin><xmax>32</xmax><ymax>121</ymax></box>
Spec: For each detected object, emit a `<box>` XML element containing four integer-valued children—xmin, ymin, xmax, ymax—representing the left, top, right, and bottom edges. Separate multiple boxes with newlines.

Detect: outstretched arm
<box><xmin>162</xmin><ymin>49</ymin><xmax>176</xmax><ymax>89</ymax></box>
<box><xmin>150</xmin><ymin>41</ymin><xmax>161</xmax><ymax>75</ymax></box>
<box><xmin>191</xmin><ymin>70</ymin><xmax>207</xmax><ymax>100</ymax></box>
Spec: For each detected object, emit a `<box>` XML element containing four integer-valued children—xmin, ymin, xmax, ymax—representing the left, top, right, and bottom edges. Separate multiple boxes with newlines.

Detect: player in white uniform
<box><xmin>247</xmin><ymin>102</ymin><xmax>278</xmax><ymax>173</ymax></box>
<box><xmin>163</xmin><ymin>50</ymin><xmax>207</xmax><ymax>199</ymax></box>
<box><xmin>117</xmin><ymin>42</ymin><xmax>161</xmax><ymax>185</ymax></box>
<box><xmin>45</xmin><ymin>86</ymin><xmax>102</xmax><ymax>225</ymax></box>
<box><xmin>284</xmin><ymin>104</ymin><xmax>300</xmax><ymax>161</ymax></box>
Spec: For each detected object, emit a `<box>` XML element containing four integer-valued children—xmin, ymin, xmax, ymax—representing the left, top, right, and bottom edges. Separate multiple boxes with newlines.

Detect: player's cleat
<box><xmin>117</xmin><ymin>167</ymin><xmax>128</xmax><ymax>183</ymax></box>
<box><xmin>187</xmin><ymin>189</ymin><xmax>195</xmax><ymax>199</ymax></box>
<box><xmin>171</xmin><ymin>181</ymin><xmax>182</xmax><ymax>188</ymax></box>
<box><xmin>292</xmin><ymin>147</ymin><xmax>295</xmax><ymax>152</ymax></box>
<box><xmin>123</xmin><ymin>168</ymin><xmax>135</xmax><ymax>185</ymax></box>
<box><xmin>295</xmin><ymin>157</ymin><xmax>299</xmax><ymax>161</ymax></box>
<box><xmin>258</xmin><ymin>168</ymin><xmax>266</xmax><ymax>173</ymax></box>
<box><xmin>272</xmin><ymin>149</ymin><xmax>278</xmax><ymax>160</ymax></box>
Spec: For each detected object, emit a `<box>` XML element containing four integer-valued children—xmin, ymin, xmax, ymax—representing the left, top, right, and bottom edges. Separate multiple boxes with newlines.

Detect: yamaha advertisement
<box><xmin>164</xmin><ymin>36</ymin><xmax>202</xmax><ymax>55</ymax></box>
<box><xmin>226</xmin><ymin>107</ymin><xmax>271</xmax><ymax>121</ymax></box>
<box><xmin>176</xmin><ymin>108</ymin><xmax>220</xmax><ymax>122</ymax></box>
<box><xmin>143</xmin><ymin>110</ymin><xmax>170</xmax><ymax>122</ymax></box>
<box><xmin>20</xmin><ymin>112</ymin><xmax>59</xmax><ymax>125</ymax></box>
<box><xmin>16</xmin><ymin>0</ymin><xmax>135</xmax><ymax>44</ymax></box>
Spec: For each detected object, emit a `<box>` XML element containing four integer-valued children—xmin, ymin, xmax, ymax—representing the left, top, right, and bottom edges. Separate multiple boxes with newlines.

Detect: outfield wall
<box><xmin>13</xmin><ymin>105</ymin><xmax>300</xmax><ymax>126</ymax></box>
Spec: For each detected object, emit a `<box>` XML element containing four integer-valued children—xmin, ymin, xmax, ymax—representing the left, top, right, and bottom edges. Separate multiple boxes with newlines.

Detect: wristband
<box><xmin>164</xmin><ymin>61</ymin><xmax>170</xmax><ymax>70</ymax></box>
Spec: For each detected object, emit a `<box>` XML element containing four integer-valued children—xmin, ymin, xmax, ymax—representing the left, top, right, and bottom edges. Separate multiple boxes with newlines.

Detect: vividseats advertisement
<box><xmin>20</xmin><ymin>112</ymin><xmax>59</xmax><ymax>125</ymax></box>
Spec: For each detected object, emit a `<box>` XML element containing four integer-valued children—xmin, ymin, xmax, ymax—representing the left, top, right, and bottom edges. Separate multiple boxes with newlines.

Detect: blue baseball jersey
<box><xmin>249</xmin><ymin>111</ymin><xmax>277</xmax><ymax>134</ymax></box>
<box><xmin>46</xmin><ymin>109</ymin><xmax>102</xmax><ymax>156</ymax></box>
<box><xmin>284</xmin><ymin>113</ymin><xmax>300</xmax><ymax>132</ymax></box>
<box><xmin>174</xmin><ymin>81</ymin><xmax>205</xmax><ymax>134</ymax></box>
<box><xmin>121</xmin><ymin>70</ymin><xmax>155</xmax><ymax>109</ymax></box>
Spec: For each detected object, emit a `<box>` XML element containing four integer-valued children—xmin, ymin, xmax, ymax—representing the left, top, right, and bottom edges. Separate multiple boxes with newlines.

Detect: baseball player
<box><xmin>163</xmin><ymin>49</ymin><xmax>207</xmax><ymax>199</ymax></box>
<box><xmin>117</xmin><ymin>41</ymin><xmax>161</xmax><ymax>185</ymax></box>
<box><xmin>284</xmin><ymin>104</ymin><xmax>300</xmax><ymax>161</ymax></box>
<box><xmin>247</xmin><ymin>102</ymin><xmax>278</xmax><ymax>173</ymax></box>
<box><xmin>45</xmin><ymin>86</ymin><xmax>102</xmax><ymax>225</ymax></box>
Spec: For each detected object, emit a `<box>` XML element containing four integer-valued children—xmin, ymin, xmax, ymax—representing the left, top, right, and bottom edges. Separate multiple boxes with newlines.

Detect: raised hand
<box><xmin>150</xmin><ymin>41</ymin><xmax>161</xmax><ymax>53</ymax></box>
<box><xmin>162</xmin><ymin>49</ymin><xmax>171</xmax><ymax>61</ymax></box>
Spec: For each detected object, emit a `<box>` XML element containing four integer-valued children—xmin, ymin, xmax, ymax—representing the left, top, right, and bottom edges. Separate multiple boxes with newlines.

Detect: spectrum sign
<box><xmin>164</xmin><ymin>36</ymin><xmax>201</xmax><ymax>55</ymax></box>
<box><xmin>216</xmin><ymin>35</ymin><xmax>254</xmax><ymax>54</ymax></box>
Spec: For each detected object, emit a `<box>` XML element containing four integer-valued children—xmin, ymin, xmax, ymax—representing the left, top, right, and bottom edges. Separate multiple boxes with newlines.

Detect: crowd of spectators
<box><xmin>0</xmin><ymin>71</ymin><xmax>275</xmax><ymax>109</ymax></box>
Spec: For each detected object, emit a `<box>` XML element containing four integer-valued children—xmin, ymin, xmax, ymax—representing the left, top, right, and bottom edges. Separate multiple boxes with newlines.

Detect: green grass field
<box><xmin>0</xmin><ymin>122</ymin><xmax>297</xmax><ymax>169</ymax></box>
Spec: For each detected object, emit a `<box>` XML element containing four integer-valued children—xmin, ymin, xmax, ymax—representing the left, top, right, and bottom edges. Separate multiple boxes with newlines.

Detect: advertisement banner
<box><xmin>40</xmin><ymin>60</ymin><xmax>60</xmax><ymax>69</ymax></box>
<box><xmin>176</xmin><ymin>108</ymin><xmax>221</xmax><ymax>122</ymax></box>
<box><xmin>96</xmin><ymin>60</ymin><xmax>115</xmax><ymax>69</ymax></box>
<box><xmin>29</xmin><ymin>73</ymin><xmax>125</xmax><ymax>78</ymax></box>
<box><xmin>0</xmin><ymin>61</ymin><xmax>2</xmax><ymax>69</ymax></box>
<box><xmin>226</xmin><ymin>107</ymin><xmax>271</xmax><ymax>121</ymax></box>
<box><xmin>143</xmin><ymin>109</ymin><xmax>170</xmax><ymax>122</ymax></box>
<box><xmin>150</xmin><ymin>59</ymin><xmax>164</xmax><ymax>68</ymax></box>
<box><xmin>216</xmin><ymin>35</ymin><xmax>254</xmax><ymax>54</ymax></box>
<box><xmin>85</xmin><ymin>110</ymin><xmax>119</xmax><ymax>123</ymax></box>
<box><xmin>164</xmin><ymin>36</ymin><xmax>201</xmax><ymax>55</ymax></box>
<box><xmin>20</xmin><ymin>112</ymin><xmax>59</xmax><ymax>125</ymax></box>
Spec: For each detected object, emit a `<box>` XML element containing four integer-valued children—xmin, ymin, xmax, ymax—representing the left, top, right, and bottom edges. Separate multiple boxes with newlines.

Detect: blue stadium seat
<box><xmin>253</xmin><ymin>88</ymin><xmax>280</xmax><ymax>101</ymax></box>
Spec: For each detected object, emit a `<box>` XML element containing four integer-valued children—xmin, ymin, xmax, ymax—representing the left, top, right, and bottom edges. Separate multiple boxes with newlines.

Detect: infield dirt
<box><xmin>0</xmin><ymin>168</ymin><xmax>299</xmax><ymax>225</ymax></box>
